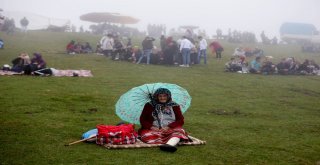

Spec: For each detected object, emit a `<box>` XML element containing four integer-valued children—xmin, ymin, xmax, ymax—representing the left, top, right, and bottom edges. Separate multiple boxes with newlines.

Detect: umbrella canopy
<box><xmin>80</xmin><ymin>12</ymin><xmax>139</xmax><ymax>24</ymax></box>
<box><xmin>115</xmin><ymin>83</ymin><xmax>191</xmax><ymax>124</ymax></box>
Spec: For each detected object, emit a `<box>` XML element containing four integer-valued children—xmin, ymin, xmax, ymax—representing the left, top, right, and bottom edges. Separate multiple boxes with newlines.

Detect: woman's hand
<box><xmin>161</xmin><ymin>126</ymin><xmax>170</xmax><ymax>131</ymax></box>
<box><xmin>150</xmin><ymin>126</ymin><xmax>159</xmax><ymax>131</ymax></box>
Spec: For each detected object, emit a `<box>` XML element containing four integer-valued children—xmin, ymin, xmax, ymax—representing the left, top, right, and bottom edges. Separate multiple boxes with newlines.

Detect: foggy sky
<box><xmin>1</xmin><ymin>0</ymin><xmax>320</xmax><ymax>38</ymax></box>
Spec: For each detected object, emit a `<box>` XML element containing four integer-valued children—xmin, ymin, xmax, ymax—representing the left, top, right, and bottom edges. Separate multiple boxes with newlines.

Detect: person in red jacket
<box><xmin>66</xmin><ymin>40</ymin><xmax>75</xmax><ymax>54</ymax></box>
<box><xmin>139</xmin><ymin>88</ymin><xmax>190</xmax><ymax>152</ymax></box>
<box><xmin>209</xmin><ymin>41</ymin><xmax>224</xmax><ymax>59</ymax></box>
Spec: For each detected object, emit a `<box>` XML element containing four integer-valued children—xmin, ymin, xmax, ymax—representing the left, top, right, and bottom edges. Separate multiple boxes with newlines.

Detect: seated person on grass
<box><xmin>11</xmin><ymin>52</ymin><xmax>31</xmax><ymax>73</ymax></box>
<box><xmin>82</xmin><ymin>42</ymin><xmax>93</xmax><ymax>54</ymax></box>
<box><xmin>225</xmin><ymin>57</ymin><xmax>242</xmax><ymax>72</ymax></box>
<box><xmin>24</xmin><ymin>53</ymin><xmax>46</xmax><ymax>75</ymax></box>
<box><xmin>261</xmin><ymin>56</ymin><xmax>276</xmax><ymax>75</ymax></box>
<box><xmin>66</xmin><ymin>40</ymin><xmax>75</xmax><ymax>54</ymax></box>
<box><xmin>249</xmin><ymin>56</ymin><xmax>261</xmax><ymax>74</ymax></box>
<box><xmin>139</xmin><ymin>88</ymin><xmax>190</xmax><ymax>152</ymax></box>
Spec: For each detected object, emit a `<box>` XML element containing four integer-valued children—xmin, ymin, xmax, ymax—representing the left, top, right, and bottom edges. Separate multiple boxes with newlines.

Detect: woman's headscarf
<box><xmin>31</xmin><ymin>53</ymin><xmax>46</xmax><ymax>67</ymax></box>
<box><xmin>150</xmin><ymin>88</ymin><xmax>179</xmax><ymax>111</ymax></box>
<box><xmin>149</xmin><ymin>88</ymin><xmax>179</xmax><ymax>128</ymax></box>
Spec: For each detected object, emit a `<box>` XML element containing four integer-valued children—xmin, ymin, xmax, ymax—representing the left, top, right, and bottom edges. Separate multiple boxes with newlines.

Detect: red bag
<box><xmin>96</xmin><ymin>124</ymin><xmax>137</xmax><ymax>145</ymax></box>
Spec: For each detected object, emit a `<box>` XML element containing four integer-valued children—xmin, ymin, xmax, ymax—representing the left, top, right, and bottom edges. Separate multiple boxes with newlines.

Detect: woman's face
<box><xmin>158</xmin><ymin>94</ymin><xmax>168</xmax><ymax>103</ymax></box>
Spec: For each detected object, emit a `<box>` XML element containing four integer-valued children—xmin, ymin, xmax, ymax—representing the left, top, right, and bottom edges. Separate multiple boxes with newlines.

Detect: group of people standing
<box><xmin>135</xmin><ymin>35</ymin><xmax>224</xmax><ymax>67</ymax></box>
<box><xmin>95</xmin><ymin>32</ymin><xmax>225</xmax><ymax>67</ymax></box>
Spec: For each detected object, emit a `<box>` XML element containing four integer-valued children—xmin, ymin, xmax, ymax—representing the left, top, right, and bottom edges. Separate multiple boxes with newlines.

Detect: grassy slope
<box><xmin>0</xmin><ymin>31</ymin><xmax>320</xmax><ymax>165</ymax></box>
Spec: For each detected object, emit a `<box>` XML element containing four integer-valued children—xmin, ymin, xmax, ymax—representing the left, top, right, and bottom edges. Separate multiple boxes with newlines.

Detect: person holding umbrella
<box><xmin>138</xmin><ymin>88</ymin><xmax>190</xmax><ymax>152</ymax></box>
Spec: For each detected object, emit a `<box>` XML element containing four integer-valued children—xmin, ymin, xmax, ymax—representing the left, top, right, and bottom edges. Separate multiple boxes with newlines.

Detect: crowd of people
<box><xmin>92</xmin><ymin>32</ymin><xmax>224</xmax><ymax>67</ymax></box>
<box><xmin>225</xmin><ymin>55</ymin><xmax>319</xmax><ymax>75</ymax></box>
<box><xmin>66</xmin><ymin>40</ymin><xmax>93</xmax><ymax>54</ymax></box>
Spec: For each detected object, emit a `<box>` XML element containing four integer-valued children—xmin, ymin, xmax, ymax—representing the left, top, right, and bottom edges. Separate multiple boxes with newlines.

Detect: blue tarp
<box><xmin>280</xmin><ymin>22</ymin><xmax>317</xmax><ymax>36</ymax></box>
<box><xmin>82</xmin><ymin>128</ymin><xmax>97</xmax><ymax>139</ymax></box>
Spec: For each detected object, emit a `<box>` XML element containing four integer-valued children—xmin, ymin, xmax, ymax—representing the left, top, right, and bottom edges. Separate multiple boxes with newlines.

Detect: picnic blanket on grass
<box><xmin>0</xmin><ymin>70</ymin><xmax>22</xmax><ymax>75</ymax></box>
<box><xmin>52</xmin><ymin>69</ymin><xmax>93</xmax><ymax>77</ymax></box>
<box><xmin>102</xmin><ymin>136</ymin><xmax>206</xmax><ymax>149</ymax></box>
<box><xmin>0</xmin><ymin>70</ymin><xmax>93</xmax><ymax>77</ymax></box>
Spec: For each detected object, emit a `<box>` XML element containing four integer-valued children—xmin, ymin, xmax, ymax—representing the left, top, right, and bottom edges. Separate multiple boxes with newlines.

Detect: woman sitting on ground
<box><xmin>66</xmin><ymin>40</ymin><xmax>75</xmax><ymax>54</ymax></box>
<box><xmin>261</xmin><ymin>56</ymin><xmax>276</xmax><ymax>75</ymax></box>
<box><xmin>249</xmin><ymin>56</ymin><xmax>261</xmax><ymax>74</ymax></box>
<box><xmin>82</xmin><ymin>42</ymin><xmax>93</xmax><ymax>54</ymax></box>
<box><xmin>24</xmin><ymin>53</ymin><xmax>46</xmax><ymax>75</ymax></box>
<box><xmin>11</xmin><ymin>52</ymin><xmax>31</xmax><ymax>72</ymax></box>
<box><xmin>139</xmin><ymin>88</ymin><xmax>190</xmax><ymax>152</ymax></box>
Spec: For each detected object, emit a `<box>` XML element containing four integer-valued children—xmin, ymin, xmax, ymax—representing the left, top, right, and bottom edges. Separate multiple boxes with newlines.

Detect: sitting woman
<box><xmin>82</xmin><ymin>42</ymin><xmax>93</xmax><ymax>54</ymax></box>
<box><xmin>139</xmin><ymin>88</ymin><xmax>190</xmax><ymax>152</ymax></box>
<box><xmin>24</xmin><ymin>53</ymin><xmax>46</xmax><ymax>75</ymax></box>
<box><xmin>261</xmin><ymin>56</ymin><xmax>276</xmax><ymax>75</ymax></box>
<box><xmin>249</xmin><ymin>56</ymin><xmax>261</xmax><ymax>74</ymax></box>
<box><xmin>66</xmin><ymin>40</ymin><xmax>75</xmax><ymax>54</ymax></box>
<box><xmin>11</xmin><ymin>52</ymin><xmax>31</xmax><ymax>72</ymax></box>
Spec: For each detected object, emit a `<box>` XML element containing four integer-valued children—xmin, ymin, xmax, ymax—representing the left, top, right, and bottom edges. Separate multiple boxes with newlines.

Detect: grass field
<box><xmin>0</xmin><ymin>31</ymin><xmax>320</xmax><ymax>165</ymax></box>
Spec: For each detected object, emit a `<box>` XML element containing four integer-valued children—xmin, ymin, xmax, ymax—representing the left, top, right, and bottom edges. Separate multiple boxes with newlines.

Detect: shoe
<box><xmin>186</xmin><ymin>65</ymin><xmax>190</xmax><ymax>67</ymax></box>
<box><xmin>179</xmin><ymin>65</ymin><xmax>185</xmax><ymax>67</ymax></box>
<box><xmin>160</xmin><ymin>144</ymin><xmax>177</xmax><ymax>152</ymax></box>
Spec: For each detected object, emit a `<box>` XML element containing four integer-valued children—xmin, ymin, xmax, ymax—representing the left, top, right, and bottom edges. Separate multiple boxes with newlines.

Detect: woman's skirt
<box><xmin>139</xmin><ymin>127</ymin><xmax>189</xmax><ymax>144</ymax></box>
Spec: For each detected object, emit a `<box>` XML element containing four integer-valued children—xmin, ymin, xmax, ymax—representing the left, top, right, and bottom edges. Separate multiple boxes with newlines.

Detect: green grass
<box><xmin>0</xmin><ymin>31</ymin><xmax>320</xmax><ymax>165</ymax></box>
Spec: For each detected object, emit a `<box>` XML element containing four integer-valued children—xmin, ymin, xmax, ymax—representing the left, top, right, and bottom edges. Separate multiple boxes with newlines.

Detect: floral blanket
<box><xmin>0</xmin><ymin>70</ymin><xmax>93</xmax><ymax>77</ymax></box>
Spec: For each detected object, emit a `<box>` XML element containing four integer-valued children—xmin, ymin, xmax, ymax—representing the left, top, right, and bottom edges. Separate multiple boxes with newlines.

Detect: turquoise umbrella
<box><xmin>115</xmin><ymin>83</ymin><xmax>191</xmax><ymax>124</ymax></box>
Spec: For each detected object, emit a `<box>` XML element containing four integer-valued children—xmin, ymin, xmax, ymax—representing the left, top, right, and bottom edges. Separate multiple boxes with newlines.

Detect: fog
<box><xmin>1</xmin><ymin>0</ymin><xmax>320</xmax><ymax>39</ymax></box>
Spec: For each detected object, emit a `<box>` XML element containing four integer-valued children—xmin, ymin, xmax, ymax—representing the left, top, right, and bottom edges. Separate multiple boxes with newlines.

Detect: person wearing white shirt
<box><xmin>198</xmin><ymin>36</ymin><xmax>208</xmax><ymax>64</ymax></box>
<box><xmin>100</xmin><ymin>34</ymin><xmax>114</xmax><ymax>57</ymax></box>
<box><xmin>233</xmin><ymin>47</ymin><xmax>245</xmax><ymax>57</ymax></box>
<box><xmin>179</xmin><ymin>36</ymin><xmax>194</xmax><ymax>67</ymax></box>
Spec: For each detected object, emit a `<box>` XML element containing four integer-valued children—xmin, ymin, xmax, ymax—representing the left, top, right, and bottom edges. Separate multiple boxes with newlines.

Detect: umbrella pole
<box><xmin>65</xmin><ymin>136</ymin><xmax>96</xmax><ymax>146</ymax></box>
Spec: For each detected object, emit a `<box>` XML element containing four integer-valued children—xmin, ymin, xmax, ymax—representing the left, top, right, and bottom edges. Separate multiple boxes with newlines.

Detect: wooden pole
<box><xmin>65</xmin><ymin>136</ymin><xmax>96</xmax><ymax>146</ymax></box>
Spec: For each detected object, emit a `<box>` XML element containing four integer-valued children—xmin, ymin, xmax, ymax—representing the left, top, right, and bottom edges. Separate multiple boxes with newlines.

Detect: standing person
<box><xmin>100</xmin><ymin>33</ymin><xmax>114</xmax><ymax>57</ymax></box>
<box><xmin>179</xmin><ymin>36</ymin><xmax>194</xmax><ymax>67</ymax></box>
<box><xmin>209</xmin><ymin>41</ymin><xmax>224</xmax><ymax>59</ymax></box>
<box><xmin>139</xmin><ymin>88</ymin><xmax>190</xmax><ymax>152</ymax></box>
<box><xmin>136</xmin><ymin>36</ymin><xmax>155</xmax><ymax>64</ymax></box>
<box><xmin>165</xmin><ymin>37</ymin><xmax>179</xmax><ymax>65</ymax></box>
<box><xmin>112</xmin><ymin>35</ymin><xmax>125</xmax><ymax>60</ymax></box>
<box><xmin>20</xmin><ymin>17</ymin><xmax>29</xmax><ymax>33</ymax></box>
<box><xmin>160</xmin><ymin>35</ymin><xmax>166</xmax><ymax>52</ymax></box>
<box><xmin>197</xmin><ymin>36</ymin><xmax>208</xmax><ymax>64</ymax></box>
